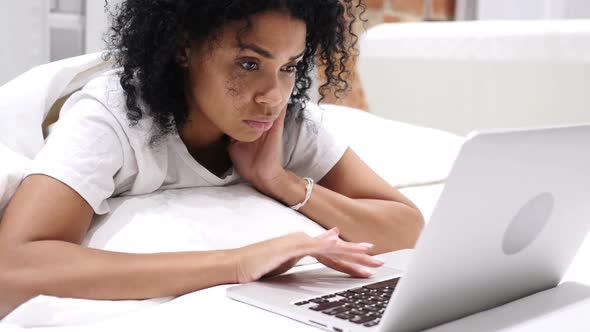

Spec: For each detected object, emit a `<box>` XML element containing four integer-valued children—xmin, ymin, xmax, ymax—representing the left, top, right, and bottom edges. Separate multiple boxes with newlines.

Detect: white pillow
<box><xmin>0</xmin><ymin>143</ymin><xmax>30</xmax><ymax>217</ymax></box>
<box><xmin>82</xmin><ymin>106</ymin><xmax>464</xmax><ymax>254</ymax></box>
<box><xmin>3</xmin><ymin>185</ymin><xmax>326</xmax><ymax>328</ymax></box>
<box><xmin>84</xmin><ymin>183</ymin><xmax>327</xmax><ymax>255</ymax></box>
<box><xmin>320</xmin><ymin>104</ymin><xmax>463</xmax><ymax>188</ymax></box>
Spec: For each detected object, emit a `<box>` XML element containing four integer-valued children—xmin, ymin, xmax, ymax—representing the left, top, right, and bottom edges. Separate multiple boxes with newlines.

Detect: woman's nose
<box><xmin>254</xmin><ymin>77</ymin><xmax>284</xmax><ymax>107</ymax></box>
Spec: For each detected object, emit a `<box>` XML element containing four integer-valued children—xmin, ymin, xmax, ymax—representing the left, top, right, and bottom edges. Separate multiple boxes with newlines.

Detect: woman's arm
<box><xmin>0</xmin><ymin>175</ymin><xmax>381</xmax><ymax>318</ymax></box>
<box><xmin>228</xmin><ymin>108</ymin><xmax>424</xmax><ymax>255</ymax></box>
<box><xmin>0</xmin><ymin>175</ymin><xmax>233</xmax><ymax>316</ymax></box>
<box><xmin>265</xmin><ymin>148</ymin><xmax>426</xmax><ymax>255</ymax></box>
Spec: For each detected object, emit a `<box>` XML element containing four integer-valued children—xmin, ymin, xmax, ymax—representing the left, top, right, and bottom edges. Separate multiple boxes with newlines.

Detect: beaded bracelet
<box><xmin>289</xmin><ymin>177</ymin><xmax>314</xmax><ymax>211</ymax></box>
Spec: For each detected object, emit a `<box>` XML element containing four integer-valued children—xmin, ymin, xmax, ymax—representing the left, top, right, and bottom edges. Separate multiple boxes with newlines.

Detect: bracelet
<box><xmin>289</xmin><ymin>177</ymin><xmax>314</xmax><ymax>211</ymax></box>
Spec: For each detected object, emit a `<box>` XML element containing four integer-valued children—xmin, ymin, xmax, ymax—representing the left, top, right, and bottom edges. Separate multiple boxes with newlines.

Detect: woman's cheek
<box><xmin>225</xmin><ymin>70</ymin><xmax>250</xmax><ymax>113</ymax></box>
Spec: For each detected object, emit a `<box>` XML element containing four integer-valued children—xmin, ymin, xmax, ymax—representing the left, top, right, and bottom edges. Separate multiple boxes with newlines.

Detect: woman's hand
<box><xmin>228</xmin><ymin>107</ymin><xmax>288</xmax><ymax>195</ymax></box>
<box><xmin>232</xmin><ymin>227</ymin><xmax>385</xmax><ymax>284</ymax></box>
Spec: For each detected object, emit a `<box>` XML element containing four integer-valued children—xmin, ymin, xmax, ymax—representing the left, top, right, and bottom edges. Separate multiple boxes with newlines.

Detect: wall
<box><xmin>319</xmin><ymin>0</ymin><xmax>456</xmax><ymax>110</ymax></box>
<box><xmin>478</xmin><ymin>0</ymin><xmax>590</xmax><ymax>20</ymax></box>
<box><xmin>86</xmin><ymin>0</ymin><xmax>122</xmax><ymax>53</ymax></box>
<box><xmin>0</xmin><ymin>1</ymin><xmax>49</xmax><ymax>86</ymax></box>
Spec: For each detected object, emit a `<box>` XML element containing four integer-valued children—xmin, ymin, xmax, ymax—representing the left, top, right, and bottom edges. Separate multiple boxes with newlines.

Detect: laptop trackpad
<box><xmin>226</xmin><ymin>250</ymin><xmax>412</xmax><ymax>303</ymax></box>
<box><xmin>258</xmin><ymin>265</ymin><xmax>404</xmax><ymax>300</ymax></box>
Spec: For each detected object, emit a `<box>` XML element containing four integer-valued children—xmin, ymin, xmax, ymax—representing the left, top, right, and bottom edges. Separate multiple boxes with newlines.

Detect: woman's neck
<box><xmin>178</xmin><ymin>112</ymin><xmax>232</xmax><ymax>177</ymax></box>
<box><xmin>178</xmin><ymin>111</ymin><xmax>224</xmax><ymax>150</ymax></box>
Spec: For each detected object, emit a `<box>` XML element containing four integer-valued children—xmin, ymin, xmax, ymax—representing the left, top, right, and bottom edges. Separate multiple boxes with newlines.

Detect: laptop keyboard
<box><xmin>294</xmin><ymin>277</ymin><xmax>400</xmax><ymax>328</ymax></box>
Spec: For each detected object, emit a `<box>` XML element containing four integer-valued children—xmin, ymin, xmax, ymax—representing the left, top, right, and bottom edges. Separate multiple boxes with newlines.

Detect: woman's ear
<box><xmin>176</xmin><ymin>33</ymin><xmax>191</xmax><ymax>67</ymax></box>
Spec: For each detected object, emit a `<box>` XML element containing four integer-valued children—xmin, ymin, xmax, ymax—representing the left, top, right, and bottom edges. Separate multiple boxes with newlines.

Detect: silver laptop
<box><xmin>227</xmin><ymin>124</ymin><xmax>590</xmax><ymax>332</ymax></box>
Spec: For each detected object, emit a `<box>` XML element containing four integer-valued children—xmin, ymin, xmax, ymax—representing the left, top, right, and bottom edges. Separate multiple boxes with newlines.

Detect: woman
<box><xmin>0</xmin><ymin>0</ymin><xmax>424</xmax><ymax>317</ymax></box>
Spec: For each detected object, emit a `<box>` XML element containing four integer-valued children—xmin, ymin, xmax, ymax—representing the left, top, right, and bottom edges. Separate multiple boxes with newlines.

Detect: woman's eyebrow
<box><xmin>239</xmin><ymin>43</ymin><xmax>306</xmax><ymax>60</ymax></box>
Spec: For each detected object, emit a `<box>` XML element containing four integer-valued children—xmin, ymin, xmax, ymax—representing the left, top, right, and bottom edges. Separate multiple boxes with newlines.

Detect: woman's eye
<box><xmin>283</xmin><ymin>65</ymin><xmax>298</xmax><ymax>73</ymax></box>
<box><xmin>240</xmin><ymin>62</ymin><xmax>258</xmax><ymax>71</ymax></box>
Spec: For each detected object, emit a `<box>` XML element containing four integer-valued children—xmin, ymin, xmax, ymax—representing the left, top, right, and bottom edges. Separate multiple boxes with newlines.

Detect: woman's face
<box><xmin>183</xmin><ymin>10</ymin><xmax>307</xmax><ymax>143</ymax></box>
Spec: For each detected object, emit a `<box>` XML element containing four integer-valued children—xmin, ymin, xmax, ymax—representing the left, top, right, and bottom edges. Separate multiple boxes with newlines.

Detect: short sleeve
<box><xmin>25</xmin><ymin>96</ymin><xmax>125</xmax><ymax>215</ymax></box>
<box><xmin>283</xmin><ymin>103</ymin><xmax>348</xmax><ymax>182</ymax></box>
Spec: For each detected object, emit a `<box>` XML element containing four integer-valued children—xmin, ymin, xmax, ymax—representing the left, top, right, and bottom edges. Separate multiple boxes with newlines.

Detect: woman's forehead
<box><xmin>215</xmin><ymin>11</ymin><xmax>307</xmax><ymax>58</ymax></box>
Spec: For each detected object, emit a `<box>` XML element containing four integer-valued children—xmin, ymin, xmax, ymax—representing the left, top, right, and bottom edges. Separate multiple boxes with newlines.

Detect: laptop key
<box><xmin>295</xmin><ymin>277</ymin><xmax>400</xmax><ymax>323</ymax></box>
<box><xmin>348</xmin><ymin>288</ymin><xmax>365</xmax><ymax>294</ymax></box>
<box><xmin>322</xmin><ymin>306</ymin><xmax>350</xmax><ymax>316</ymax></box>
<box><xmin>349</xmin><ymin>315</ymin><xmax>378</xmax><ymax>324</ymax></box>
<box><xmin>335</xmin><ymin>312</ymin><xmax>354</xmax><ymax>320</ymax></box>
<box><xmin>310</xmin><ymin>301</ymin><xmax>345</xmax><ymax>311</ymax></box>
<box><xmin>363</xmin><ymin>319</ymin><xmax>381</xmax><ymax>327</ymax></box>
<box><xmin>363</xmin><ymin>305</ymin><xmax>380</xmax><ymax>312</ymax></box>
<box><xmin>310</xmin><ymin>298</ymin><xmax>329</xmax><ymax>304</ymax></box>
<box><xmin>364</xmin><ymin>278</ymin><xmax>400</xmax><ymax>290</ymax></box>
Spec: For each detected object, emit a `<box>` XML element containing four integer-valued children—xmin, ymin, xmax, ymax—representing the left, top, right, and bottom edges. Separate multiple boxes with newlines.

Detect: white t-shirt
<box><xmin>26</xmin><ymin>69</ymin><xmax>348</xmax><ymax>215</ymax></box>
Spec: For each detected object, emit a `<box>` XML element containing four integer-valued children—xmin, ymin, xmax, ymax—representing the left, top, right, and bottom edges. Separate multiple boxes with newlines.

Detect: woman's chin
<box><xmin>229</xmin><ymin>131</ymin><xmax>263</xmax><ymax>143</ymax></box>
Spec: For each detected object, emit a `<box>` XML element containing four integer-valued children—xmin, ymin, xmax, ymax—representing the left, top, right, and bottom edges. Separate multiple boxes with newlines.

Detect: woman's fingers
<box><xmin>310</xmin><ymin>229</ymin><xmax>384</xmax><ymax>277</ymax></box>
<box><xmin>331</xmin><ymin>240</ymin><xmax>374</xmax><ymax>255</ymax></box>
<box><xmin>282</xmin><ymin>231</ymin><xmax>339</xmax><ymax>260</ymax></box>
<box><xmin>237</xmin><ymin>230</ymin><xmax>382</xmax><ymax>284</ymax></box>
<box><xmin>315</xmin><ymin>255</ymin><xmax>375</xmax><ymax>278</ymax></box>
<box><xmin>283</xmin><ymin>229</ymin><xmax>383</xmax><ymax>277</ymax></box>
<box><xmin>324</xmin><ymin>252</ymin><xmax>384</xmax><ymax>268</ymax></box>
<box><xmin>314</xmin><ymin>227</ymin><xmax>340</xmax><ymax>240</ymax></box>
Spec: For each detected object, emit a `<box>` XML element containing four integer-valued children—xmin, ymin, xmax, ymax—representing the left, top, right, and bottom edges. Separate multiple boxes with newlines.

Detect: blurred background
<box><xmin>2</xmin><ymin>0</ymin><xmax>590</xmax><ymax>134</ymax></box>
<box><xmin>327</xmin><ymin>0</ymin><xmax>590</xmax><ymax>110</ymax></box>
<box><xmin>3</xmin><ymin>0</ymin><xmax>590</xmax><ymax>85</ymax></box>
<box><xmin>0</xmin><ymin>0</ymin><xmax>120</xmax><ymax>86</ymax></box>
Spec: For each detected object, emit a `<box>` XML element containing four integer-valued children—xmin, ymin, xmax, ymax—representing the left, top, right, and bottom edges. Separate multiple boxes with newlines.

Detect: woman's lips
<box><xmin>244</xmin><ymin>120</ymin><xmax>274</xmax><ymax>131</ymax></box>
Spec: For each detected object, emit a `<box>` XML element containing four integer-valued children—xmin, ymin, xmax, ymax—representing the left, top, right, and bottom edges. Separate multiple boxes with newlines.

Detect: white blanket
<box><xmin>0</xmin><ymin>144</ymin><xmax>28</xmax><ymax>216</ymax></box>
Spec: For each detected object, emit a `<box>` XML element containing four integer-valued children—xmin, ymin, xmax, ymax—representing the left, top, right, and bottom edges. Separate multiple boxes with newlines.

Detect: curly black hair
<box><xmin>104</xmin><ymin>0</ymin><xmax>365</xmax><ymax>145</ymax></box>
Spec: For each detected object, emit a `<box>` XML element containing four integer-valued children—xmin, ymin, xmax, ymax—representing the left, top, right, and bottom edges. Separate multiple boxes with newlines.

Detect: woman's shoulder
<box><xmin>284</xmin><ymin>102</ymin><xmax>327</xmax><ymax>137</ymax></box>
<box><xmin>77</xmin><ymin>68</ymin><xmax>126</xmax><ymax>111</ymax></box>
<box><xmin>282</xmin><ymin>102</ymin><xmax>349</xmax><ymax>182</ymax></box>
<box><xmin>60</xmin><ymin>68</ymin><xmax>154</xmax><ymax>139</ymax></box>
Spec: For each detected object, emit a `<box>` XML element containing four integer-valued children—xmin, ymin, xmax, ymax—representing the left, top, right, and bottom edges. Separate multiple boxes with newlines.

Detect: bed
<box><xmin>4</xmin><ymin>176</ymin><xmax>589</xmax><ymax>331</ymax></box>
<box><xmin>3</xmin><ymin>18</ymin><xmax>590</xmax><ymax>330</ymax></box>
<box><xmin>0</xmin><ymin>51</ymin><xmax>463</xmax><ymax>330</ymax></box>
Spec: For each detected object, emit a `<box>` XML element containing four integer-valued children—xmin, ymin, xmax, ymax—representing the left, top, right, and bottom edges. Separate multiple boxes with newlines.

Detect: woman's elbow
<box><xmin>407</xmin><ymin>207</ymin><xmax>425</xmax><ymax>247</ymax></box>
<box><xmin>373</xmin><ymin>205</ymin><xmax>424</xmax><ymax>254</ymax></box>
<box><xmin>391</xmin><ymin>205</ymin><xmax>425</xmax><ymax>251</ymax></box>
